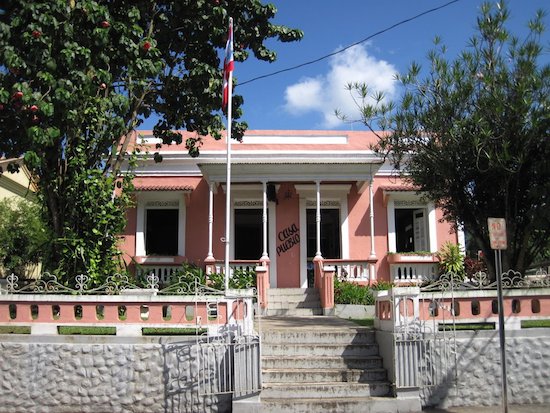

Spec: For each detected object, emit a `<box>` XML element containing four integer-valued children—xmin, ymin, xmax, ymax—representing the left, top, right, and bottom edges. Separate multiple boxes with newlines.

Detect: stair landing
<box><xmin>265</xmin><ymin>288</ymin><xmax>323</xmax><ymax>316</ymax></box>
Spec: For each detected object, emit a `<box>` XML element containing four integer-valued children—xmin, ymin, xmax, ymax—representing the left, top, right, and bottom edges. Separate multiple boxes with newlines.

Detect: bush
<box><xmin>438</xmin><ymin>241</ymin><xmax>465</xmax><ymax>277</ymax></box>
<box><xmin>208</xmin><ymin>268</ymin><xmax>256</xmax><ymax>290</ymax></box>
<box><xmin>370</xmin><ymin>280</ymin><xmax>393</xmax><ymax>291</ymax></box>
<box><xmin>0</xmin><ymin>198</ymin><xmax>48</xmax><ymax>277</ymax></box>
<box><xmin>334</xmin><ymin>278</ymin><xmax>374</xmax><ymax>305</ymax></box>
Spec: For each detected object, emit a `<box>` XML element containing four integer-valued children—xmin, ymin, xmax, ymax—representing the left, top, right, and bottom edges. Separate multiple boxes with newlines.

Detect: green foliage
<box><xmin>208</xmin><ymin>268</ymin><xmax>257</xmax><ymax>290</ymax></box>
<box><xmin>49</xmin><ymin>169</ymin><xmax>134</xmax><ymax>285</ymax></box>
<box><xmin>437</xmin><ymin>242</ymin><xmax>465</xmax><ymax>277</ymax></box>
<box><xmin>333</xmin><ymin>278</ymin><xmax>392</xmax><ymax>305</ymax></box>
<box><xmin>170</xmin><ymin>262</ymin><xmax>207</xmax><ymax>287</ymax></box>
<box><xmin>351</xmin><ymin>1</ymin><xmax>550</xmax><ymax>275</ymax></box>
<box><xmin>162</xmin><ymin>263</ymin><xmax>255</xmax><ymax>291</ymax></box>
<box><xmin>349</xmin><ymin>318</ymin><xmax>374</xmax><ymax>327</ymax></box>
<box><xmin>142</xmin><ymin>327</ymin><xmax>207</xmax><ymax>336</ymax></box>
<box><xmin>0</xmin><ymin>197</ymin><xmax>48</xmax><ymax>276</ymax></box>
<box><xmin>58</xmin><ymin>326</ymin><xmax>116</xmax><ymax>335</ymax></box>
<box><xmin>228</xmin><ymin>268</ymin><xmax>256</xmax><ymax>289</ymax></box>
<box><xmin>370</xmin><ymin>280</ymin><xmax>393</xmax><ymax>291</ymax></box>
<box><xmin>334</xmin><ymin>278</ymin><xmax>374</xmax><ymax>305</ymax></box>
<box><xmin>0</xmin><ymin>1</ymin><xmax>302</xmax><ymax>282</ymax></box>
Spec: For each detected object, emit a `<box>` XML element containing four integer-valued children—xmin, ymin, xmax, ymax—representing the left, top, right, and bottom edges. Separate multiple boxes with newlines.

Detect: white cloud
<box><xmin>284</xmin><ymin>44</ymin><xmax>397</xmax><ymax>128</ymax></box>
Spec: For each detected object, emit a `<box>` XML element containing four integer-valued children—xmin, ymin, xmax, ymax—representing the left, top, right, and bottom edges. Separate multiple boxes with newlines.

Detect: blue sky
<box><xmin>141</xmin><ymin>0</ymin><xmax>550</xmax><ymax>132</ymax></box>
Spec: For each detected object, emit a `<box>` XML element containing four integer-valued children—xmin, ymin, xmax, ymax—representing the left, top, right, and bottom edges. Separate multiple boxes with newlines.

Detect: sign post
<box><xmin>488</xmin><ymin>217</ymin><xmax>508</xmax><ymax>413</ymax></box>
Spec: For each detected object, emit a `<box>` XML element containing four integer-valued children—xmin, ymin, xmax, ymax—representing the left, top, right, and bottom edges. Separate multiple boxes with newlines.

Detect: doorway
<box><xmin>306</xmin><ymin>208</ymin><xmax>341</xmax><ymax>286</ymax></box>
<box><xmin>234</xmin><ymin>209</ymin><xmax>265</xmax><ymax>260</ymax></box>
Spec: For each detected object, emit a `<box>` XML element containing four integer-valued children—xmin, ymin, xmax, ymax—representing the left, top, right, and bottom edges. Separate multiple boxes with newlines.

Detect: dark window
<box><xmin>235</xmin><ymin>209</ymin><xmax>264</xmax><ymax>260</ymax></box>
<box><xmin>146</xmin><ymin>209</ymin><xmax>178</xmax><ymax>255</ymax></box>
<box><xmin>306</xmin><ymin>208</ymin><xmax>341</xmax><ymax>259</ymax></box>
<box><xmin>395</xmin><ymin>208</ymin><xmax>428</xmax><ymax>252</ymax></box>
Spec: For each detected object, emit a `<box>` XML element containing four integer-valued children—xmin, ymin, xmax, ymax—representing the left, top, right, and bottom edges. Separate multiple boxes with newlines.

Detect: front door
<box><xmin>306</xmin><ymin>208</ymin><xmax>341</xmax><ymax>286</ymax></box>
<box><xmin>234</xmin><ymin>208</ymin><xmax>264</xmax><ymax>259</ymax></box>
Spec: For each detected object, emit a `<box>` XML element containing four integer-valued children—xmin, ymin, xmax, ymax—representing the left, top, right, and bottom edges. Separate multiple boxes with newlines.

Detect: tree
<box><xmin>0</xmin><ymin>1</ymin><xmax>302</xmax><ymax>282</ymax></box>
<box><xmin>349</xmin><ymin>1</ymin><xmax>549</xmax><ymax>276</ymax></box>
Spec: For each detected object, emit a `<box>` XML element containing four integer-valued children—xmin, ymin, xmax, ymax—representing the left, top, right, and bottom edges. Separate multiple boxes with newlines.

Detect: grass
<box><xmin>142</xmin><ymin>327</ymin><xmax>207</xmax><ymax>336</ymax></box>
<box><xmin>349</xmin><ymin>318</ymin><xmax>374</xmax><ymax>327</ymax></box>
<box><xmin>0</xmin><ymin>325</ymin><xmax>207</xmax><ymax>336</ymax></box>
<box><xmin>58</xmin><ymin>326</ymin><xmax>116</xmax><ymax>335</ymax></box>
<box><xmin>438</xmin><ymin>323</ymin><xmax>495</xmax><ymax>331</ymax></box>
<box><xmin>0</xmin><ymin>326</ymin><xmax>31</xmax><ymax>334</ymax></box>
<box><xmin>521</xmin><ymin>319</ymin><xmax>550</xmax><ymax>329</ymax></box>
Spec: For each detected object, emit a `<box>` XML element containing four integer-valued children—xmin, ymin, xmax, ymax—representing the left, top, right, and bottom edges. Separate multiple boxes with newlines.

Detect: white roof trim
<box><xmin>240</xmin><ymin>135</ymin><xmax>348</xmax><ymax>144</ymax></box>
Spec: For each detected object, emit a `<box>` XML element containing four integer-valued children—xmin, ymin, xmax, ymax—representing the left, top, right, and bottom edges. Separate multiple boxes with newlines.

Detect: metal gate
<box><xmin>197</xmin><ymin>333</ymin><xmax>261</xmax><ymax>397</ymax></box>
<box><xmin>392</xmin><ymin>274</ymin><xmax>460</xmax><ymax>394</ymax></box>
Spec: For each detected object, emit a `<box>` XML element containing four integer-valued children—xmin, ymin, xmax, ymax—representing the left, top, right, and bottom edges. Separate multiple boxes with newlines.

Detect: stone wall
<box><xmin>0</xmin><ymin>335</ymin><xmax>231</xmax><ymax>413</ymax></box>
<box><xmin>420</xmin><ymin>329</ymin><xmax>550</xmax><ymax>408</ymax></box>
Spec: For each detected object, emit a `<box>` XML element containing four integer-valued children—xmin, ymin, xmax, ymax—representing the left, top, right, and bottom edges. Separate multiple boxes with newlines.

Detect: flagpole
<box><xmin>224</xmin><ymin>17</ymin><xmax>234</xmax><ymax>292</ymax></box>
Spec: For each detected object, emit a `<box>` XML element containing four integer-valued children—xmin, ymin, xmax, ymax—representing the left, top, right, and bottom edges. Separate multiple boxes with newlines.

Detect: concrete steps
<box><xmin>263</xmin><ymin>342</ymin><xmax>380</xmax><ymax>357</ymax></box>
<box><xmin>261</xmin><ymin>381</ymin><xmax>391</xmax><ymax>399</ymax></box>
<box><xmin>262</xmin><ymin>354</ymin><xmax>383</xmax><ymax>370</ymax></box>
<box><xmin>265</xmin><ymin>288</ymin><xmax>322</xmax><ymax>316</ymax></box>
<box><xmin>258</xmin><ymin>396</ymin><xmax>419</xmax><ymax>413</ymax></box>
<box><xmin>263</xmin><ymin>367</ymin><xmax>388</xmax><ymax>383</ymax></box>
<box><xmin>250</xmin><ymin>315</ymin><xmax>405</xmax><ymax>412</ymax></box>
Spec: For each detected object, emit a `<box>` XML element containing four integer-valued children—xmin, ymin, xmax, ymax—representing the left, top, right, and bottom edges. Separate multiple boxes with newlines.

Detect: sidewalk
<box><xmin>424</xmin><ymin>404</ymin><xmax>550</xmax><ymax>412</ymax></box>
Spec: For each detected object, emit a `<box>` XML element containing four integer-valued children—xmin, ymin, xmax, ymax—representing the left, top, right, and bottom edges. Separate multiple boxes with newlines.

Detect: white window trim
<box><xmin>386</xmin><ymin>196</ymin><xmax>437</xmax><ymax>253</ymax></box>
<box><xmin>135</xmin><ymin>191</ymin><xmax>186</xmax><ymax>259</ymax></box>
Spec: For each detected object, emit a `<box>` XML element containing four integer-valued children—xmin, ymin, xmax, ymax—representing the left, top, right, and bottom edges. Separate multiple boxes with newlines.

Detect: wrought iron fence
<box><xmin>2</xmin><ymin>272</ymin><xmax>230</xmax><ymax>296</ymax></box>
<box><xmin>421</xmin><ymin>270</ymin><xmax>550</xmax><ymax>292</ymax></box>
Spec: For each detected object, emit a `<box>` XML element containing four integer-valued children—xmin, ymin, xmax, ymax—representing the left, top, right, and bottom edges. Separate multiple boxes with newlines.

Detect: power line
<box><xmin>239</xmin><ymin>0</ymin><xmax>460</xmax><ymax>86</ymax></box>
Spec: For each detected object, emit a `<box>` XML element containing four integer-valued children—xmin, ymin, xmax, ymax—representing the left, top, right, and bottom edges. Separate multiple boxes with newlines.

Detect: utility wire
<box><xmin>239</xmin><ymin>0</ymin><xmax>460</xmax><ymax>86</ymax></box>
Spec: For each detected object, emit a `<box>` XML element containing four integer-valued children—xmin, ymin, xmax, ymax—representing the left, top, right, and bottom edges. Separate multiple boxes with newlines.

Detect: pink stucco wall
<box><xmin>275</xmin><ymin>183</ymin><xmax>301</xmax><ymax>287</ymax></box>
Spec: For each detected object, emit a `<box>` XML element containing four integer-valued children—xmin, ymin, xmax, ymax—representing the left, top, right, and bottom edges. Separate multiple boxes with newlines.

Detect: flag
<box><xmin>222</xmin><ymin>18</ymin><xmax>234</xmax><ymax>112</ymax></box>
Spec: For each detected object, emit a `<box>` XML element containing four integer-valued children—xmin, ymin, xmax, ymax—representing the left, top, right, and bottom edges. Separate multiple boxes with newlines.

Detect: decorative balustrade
<box><xmin>387</xmin><ymin>253</ymin><xmax>439</xmax><ymax>285</ymax></box>
<box><xmin>211</xmin><ymin>260</ymin><xmax>260</xmax><ymax>275</ymax></box>
<box><xmin>136</xmin><ymin>261</ymin><xmax>259</xmax><ymax>287</ymax></box>
<box><xmin>136</xmin><ymin>265</ymin><xmax>179</xmax><ymax>285</ymax></box>
<box><xmin>324</xmin><ymin>259</ymin><xmax>371</xmax><ymax>283</ymax></box>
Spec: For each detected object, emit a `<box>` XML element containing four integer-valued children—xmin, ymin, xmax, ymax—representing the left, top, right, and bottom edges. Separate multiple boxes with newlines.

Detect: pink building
<box><xmin>120</xmin><ymin>130</ymin><xmax>461</xmax><ymax>288</ymax></box>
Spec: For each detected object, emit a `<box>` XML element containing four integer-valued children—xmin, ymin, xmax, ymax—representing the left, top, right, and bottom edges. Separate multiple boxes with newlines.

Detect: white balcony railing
<box><xmin>391</xmin><ymin>263</ymin><xmax>438</xmax><ymax>285</ymax></box>
<box><xmin>324</xmin><ymin>259</ymin><xmax>371</xmax><ymax>283</ymax></box>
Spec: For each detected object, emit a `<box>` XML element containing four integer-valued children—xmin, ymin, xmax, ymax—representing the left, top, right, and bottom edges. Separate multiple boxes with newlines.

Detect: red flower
<box><xmin>100</xmin><ymin>20</ymin><xmax>110</xmax><ymax>28</ymax></box>
<box><xmin>32</xmin><ymin>30</ymin><xmax>42</xmax><ymax>39</ymax></box>
<box><xmin>142</xmin><ymin>41</ymin><xmax>151</xmax><ymax>51</ymax></box>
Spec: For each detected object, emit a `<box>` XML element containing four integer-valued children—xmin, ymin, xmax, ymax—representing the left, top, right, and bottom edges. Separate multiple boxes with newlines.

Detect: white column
<box><xmin>369</xmin><ymin>179</ymin><xmax>377</xmax><ymax>282</ymax></box>
<box><xmin>315</xmin><ymin>180</ymin><xmax>322</xmax><ymax>258</ymax></box>
<box><xmin>207</xmin><ymin>182</ymin><xmax>214</xmax><ymax>260</ymax></box>
<box><xmin>369</xmin><ymin>179</ymin><xmax>376</xmax><ymax>259</ymax></box>
<box><xmin>261</xmin><ymin>181</ymin><xmax>269</xmax><ymax>259</ymax></box>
